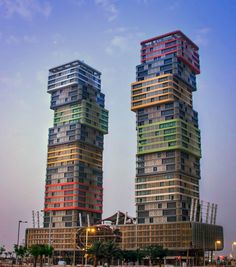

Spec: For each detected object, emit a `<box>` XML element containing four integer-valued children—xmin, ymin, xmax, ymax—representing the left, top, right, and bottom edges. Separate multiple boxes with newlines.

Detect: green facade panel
<box><xmin>137</xmin><ymin>118</ymin><xmax>201</xmax><ymax>157</ymax></box>
<box><xmin>54</xmin><ymin>100</ymin><xmax>108</xmax><ymax>134</ymax></box>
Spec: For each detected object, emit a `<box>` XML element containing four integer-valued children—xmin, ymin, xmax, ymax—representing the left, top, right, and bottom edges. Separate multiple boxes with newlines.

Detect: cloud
<box><xmin>50</xmin><ymin>49</ymin><xmax>93</xmax><ymax>65</ymax></box>
<box><xmin>105</xmin><ymin>26</ymin><xmax>129</xmax><ymax>34</ymax></box>
<box><xmin>105</xmin><ymin>27</ymin><xmax>145</xmax><ymax>56</ymax></box>
<box><xmin>95</xmin><ymin>0</ymin><xmax>118</xmax><ymax>21</ymax></box>
<box><xmin>23</xmin><ymin>35</ymin><xmax>37</xmax><ymax>44</ymax></box>
<box><xmin>198</xmin><ymin>27</ymin><xmax>211</xmax><ymax>34</ymax></box>
<box><xmin>69</xmin><ymin>0</ymin><xmax>86</xmax><ymax>7</ymax></box>
<box><xmin>0</xmin><ymin>72</ymin><xmax>23</xmax><ymax>92</ymax></box>
<box><xmin>105</xmin><ymin>35</ymin><xmax>128</xmax><ymax>55</ymax></box>
<box><xmin>36</xmin><ymin>69</ymin><xmax>47</xmax><ymax>87</ymax></box>
<box><xmin>5</xmin><ymin>35</ymin><xmax>20</xmax><ymax>45</ymax></box>
<box><xmin>167</xmin><ymin>1</ymin><xmax>179</xmax><ymax>11</ymax></box>
<box><xmin>194</xmin><ymin>27</ymin><xmax>212</xmax><ymax>47</ymax></box>
<box><xmin>0</xmin><ymin>0</ymin><xmax>51</xmax><ymax>19</ymax></box>
<box><xmin>135</xmin><ymin>0</ymin><xmax>150</xmax><ymax>4</ymax></box>
<box><xmin>5</xmin><ymin>34</ymin><xmax>38</xmax><ymax>45</ymax></box>
<box><xmin>51</xmin><ymin>33</ymin><xmax>65</xmax><ymax>46</ymax></box>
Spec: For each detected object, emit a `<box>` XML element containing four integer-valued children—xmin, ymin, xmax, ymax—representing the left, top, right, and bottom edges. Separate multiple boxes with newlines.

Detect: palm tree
<box><xmin>29</xmin><ymin>245</ymin><xmax>41</xmax><ymax>267</ymax></box>
<box><xmin>14</xmin><ymin>244</ymin><xmax>28</xmax><ymax>263</ymax></box>
<box><xmin>43</xmin><ymin>245</ymin><xmax>54</xmax><ymax>266</ymax></box>
<box><xmin>103</xmin><ymin>240</ymin><xmax>121</xmax><ymax>267</ymax></box>
<box><xmin>0</xmin><ymin>246</ymin><xmax>5</xmax><ymax>258</ymax></box>
<box><xmin>87</xmin><ymin>240</ymin><xmax>105</xmax><ymax>267</ymax></box>
<box><xmin>121</xmin><ymin>250</ymin><xmax>137</xmax><ymax>265</ymax></box>
<box><xmin>29</xmin><ymin>244</ymin><xmax>54</xmax><ymax>267</ymax></box>
<box><xmin>145</xmin><ymin>245</ymin><xmax>168</xmax><ymax>267</ymax></box>
<box><xmin>136</xmin><ymin>248</ymin><xmax>146</xmax><ymax>265</ymax></box>
<box><xmin>121</xmin><ymin>249</ymin><xmax>146</xmax><ymax>265</ymax></box>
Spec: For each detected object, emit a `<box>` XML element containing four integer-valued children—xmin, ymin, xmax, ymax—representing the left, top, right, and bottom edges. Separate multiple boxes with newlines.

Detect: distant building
<box><xmin>44</xmin><ymin>60</ymin><xmax>108</xmax><ymax>228</ymax></box>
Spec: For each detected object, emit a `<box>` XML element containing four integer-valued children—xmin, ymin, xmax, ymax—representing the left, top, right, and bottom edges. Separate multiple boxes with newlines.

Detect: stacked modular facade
<box><xmin>131</xmin><ymin>31</ymin><xmax>201</xmax><ymax>224</ymax></box>
<box><xmin>44</xmin><ymin>60</ymin><xmax>108</xmax><ymax>228</ymax></box>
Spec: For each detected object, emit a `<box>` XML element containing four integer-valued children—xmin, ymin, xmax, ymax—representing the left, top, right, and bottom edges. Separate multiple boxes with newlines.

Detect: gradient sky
<box><xmin>0</xmin><ymin>0</ymin><xmax>236</xmax><ymax>254</ymax></box>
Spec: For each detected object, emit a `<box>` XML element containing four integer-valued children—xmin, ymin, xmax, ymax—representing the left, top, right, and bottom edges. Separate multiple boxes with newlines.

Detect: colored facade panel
<box><xmin>137</xmin><ymin>118</ymin><xmax>201</xmax><ymax>157</ymax></box>
<box><xmin>44</xmin><ymin>60</ymin><xmax>108</xmax><ymax>228</ymax></box>
<box><xmin>140</xmin><ymin>30</ymin><xmax>200</xmax><ymax>75</ymax></box>
<box><xmin>53</xmin><ymin>100</ymin><xmax>108</xmax><ymax>134</ymax></box>
<box><xmin>132</xmin><ymin>31</ymin><xmax>201</xmax><ymax>224</ymax></box>
<box><xmin>131</xmin><ymin>74</ymin><xmax>193</xmax><ymax>110</ymax></box>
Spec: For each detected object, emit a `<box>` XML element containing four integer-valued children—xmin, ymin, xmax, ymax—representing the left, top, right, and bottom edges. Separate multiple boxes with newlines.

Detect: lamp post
<box><xmin>16</xmin><ymin>220</ymin><xmax>27</xmax><ymax>264</ymax></box>
<box><xmin>85</xmin><ymin>227</ymin><xmax>95</xmax><ymax>266</ymax></box>
<box><xmin>232</xmin><ymin>242</ymin><xmax>236</xmax><ymax>259</ymax></box>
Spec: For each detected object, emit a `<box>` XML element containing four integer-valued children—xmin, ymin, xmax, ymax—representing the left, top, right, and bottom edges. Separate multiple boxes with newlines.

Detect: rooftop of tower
<box><xmin>140</xmin><ymin>30</ymin><xmax>199</xmax><ymax>50</ymax></box>
<box><xmin>49</xmin><ymin>59</ymin><xmax>101</xmax><ymax>75</ymax></box>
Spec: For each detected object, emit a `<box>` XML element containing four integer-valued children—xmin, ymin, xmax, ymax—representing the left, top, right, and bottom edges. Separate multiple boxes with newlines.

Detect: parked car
<box><xmin>58</xmin><ymin>260</ymin><xmax>66</xmax><ymax>265</ymax></box>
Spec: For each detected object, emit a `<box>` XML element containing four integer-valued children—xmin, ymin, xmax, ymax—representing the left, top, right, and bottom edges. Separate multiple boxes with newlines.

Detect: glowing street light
<box><xmin>215</xmin><ymin>240</ymin><xmax>221</xmax><ymax>251</ymax></box>
<box><xmin>85</xmin><ymin>227</ymin><xmax>96</xmax><ymax>266</ymax></box>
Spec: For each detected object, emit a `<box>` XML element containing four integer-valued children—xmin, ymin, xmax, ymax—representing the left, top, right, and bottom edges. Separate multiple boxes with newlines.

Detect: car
<box><xmin>58</xmin><ymin>260</ymin><xmax>66</xmax><ymax>265</ymax></box>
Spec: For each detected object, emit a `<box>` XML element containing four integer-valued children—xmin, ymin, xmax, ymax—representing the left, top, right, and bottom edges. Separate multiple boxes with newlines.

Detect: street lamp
<box><xmin>85</xmin><ymin>227</ymin><xmax>96</xmax><ymax>266</ymax></box>
<box><xmin>16</xmin><ymin>220</ymin><xmax>27</xmax><ymax>264</ymax></box>
<box><xmin>232</xmin><ymin>242</ymin><xmax>236</xmax><ymax>259</ymax></box>
<box><xmin>215</xmin><ymin>240</ymin><xmax>221</xmax><ymax>251</ymax></box>
<box><xmin>17</xmin><ymin>220</ymin><xmax>28</xmax><ymax>246</ymax></box>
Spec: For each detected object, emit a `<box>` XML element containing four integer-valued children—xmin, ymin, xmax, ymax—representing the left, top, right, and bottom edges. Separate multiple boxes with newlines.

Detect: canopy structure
<box><xmin>101</xmin><ymin>211</ymin><xmax>135</xmax><ymax>225</ymax></box>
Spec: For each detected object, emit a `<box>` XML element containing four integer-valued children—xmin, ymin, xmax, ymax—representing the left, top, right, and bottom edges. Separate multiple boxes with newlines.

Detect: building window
<box><xmin>167</xmin><ymin>216</ymin><xmax>176</xmax><ymax>222</ymax></box>
<box><xmin>167</xmin><ymin>202</ymin><xmax>176</xmax><ymax>208</ymax></box>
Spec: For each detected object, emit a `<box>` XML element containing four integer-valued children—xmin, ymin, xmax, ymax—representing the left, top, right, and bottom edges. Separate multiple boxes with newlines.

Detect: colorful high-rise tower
<box><xmin>26</xmin><ymin>37</ymin><xmax>223</xmax><ymax>259</ymax></box>
<box><xmin>131</xmin><ymin>31</ymin><xmax>201</xmax><ymax>224</ymax></box>
<box><xmin>44</xmin><ymin>60</ymin><xmax>108</xmax><ymax>228</ymax></box>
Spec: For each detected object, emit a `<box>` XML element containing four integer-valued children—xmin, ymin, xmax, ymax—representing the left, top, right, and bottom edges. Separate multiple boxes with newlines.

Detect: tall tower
<box><xmin>44</xmin><ymin>60</ymin><xmax>108</xmax><ymax>228</ymax></box>
<box><xmin>131</xmin><ymin>31</ymin><xmax>201</xmax><ymax>224</ymax></box>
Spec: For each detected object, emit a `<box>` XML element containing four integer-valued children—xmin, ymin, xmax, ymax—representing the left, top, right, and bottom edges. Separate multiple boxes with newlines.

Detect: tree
<box><xmin>121</xmin><ymin>249</ymin><xmax>146</xmax><ymax>265</ymax></box>
<box><xmin>136</xmin><ymin>248</ymin><xmax>146</xmax><ymax>265</ymax></box>
<box><xmin>145</xmin><ymin>245</ymin><xmax>168</xmax><ymax>267</ymax></box>
<box><xmin>0</xmin><ymin>246</ymin><xmax>5</xmax><ymax>258</ymax></box>
<box><xmin>14</xmin><ymin>244</ymin><xmax>28</xmax><ymax>263</ymax></box>
<box><xmin>122</xmin><ymin>250</ymin><xmax>137</xmax><ymax>264</ymax></box>
<box><xmin>87</xmin><ymin>240</ymin><xmax>105</xmax><ymax>267</ymax></box>
<box><xmin>43</xmin><ymin>245</ymin><xmax>53</xmax><ymax>266</ymax></box>
<box><xmin>103</xmin><ymin>240</ymin><xmax>121</xmax><ymax>266</ymax></box>
<box><xmin>88</xmin><ymin>240</ymin><xmax>121</xmax><ymax>267</ymax></box>
<box><xmin>29</xmin><ymin>244</ymin><xmax>53</xmax><ymax>267</ymax></box>
<box><xmin>29</xmin><ymin>245</ymin><xmax>41</xmax><ymax>267</ymax></box>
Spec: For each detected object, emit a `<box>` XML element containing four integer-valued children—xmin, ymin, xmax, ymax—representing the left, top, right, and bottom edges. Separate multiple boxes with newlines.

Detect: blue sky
<box><xmin>0</xmin><ymin>0</ymin><xmax>236</xmax><ymax>254</ymax></box>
